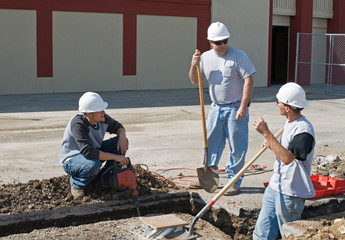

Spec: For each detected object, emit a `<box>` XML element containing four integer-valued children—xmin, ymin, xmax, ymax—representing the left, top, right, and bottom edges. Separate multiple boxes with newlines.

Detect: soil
<box><xmin>0</xmin><ymin>164</ymin><xmax>256</xmax><ymax>239</ymax></box>
<box><xmin>1</xmin><ymin>159</ymin><xmax>345</xmax><ymax>239</ymax></box>
<box><xmin>311</xmin><ymin>154</ymin><xmax>345</xmax><ymax>179</ymax></box>
<box><xmin>0</xmin><ymin>165</ymin><xmax>177</xmax><ymax>215</ymax></box>
<box><xmin>283</xmin><ymin>218</ymin><xmax>345</xmax><ymax>240</ymax></box>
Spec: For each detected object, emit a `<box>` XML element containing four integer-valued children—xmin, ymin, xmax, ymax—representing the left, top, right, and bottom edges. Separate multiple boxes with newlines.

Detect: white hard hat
<box><xmin>276</xmin><ymin>82</ymin><xmax>308</xmax><ymax>109</ymax></box>
<box><xmin>78</xmin><ymin>92</ymin><xmax>108</xmax><ymax>113</ymax></box>
<box><xmin>207</xmin><ymin>22</ymin><xmax>230</xmax><ymax>41</ymax></box>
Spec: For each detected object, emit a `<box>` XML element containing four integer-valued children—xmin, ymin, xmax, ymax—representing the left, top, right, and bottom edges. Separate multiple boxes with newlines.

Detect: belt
<box><xmin>214</xmin><ymin>100</ymin><xmax>241</xmax><ymax>106</ymax></box>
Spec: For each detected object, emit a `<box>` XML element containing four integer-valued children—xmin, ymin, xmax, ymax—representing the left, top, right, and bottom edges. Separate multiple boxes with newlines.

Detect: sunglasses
<box><xmin>276</xmin><ymin>101</ymin><xmax>284</xmax><ymax>107</ymax></box>
<box><xmin>276</xmin><ymin>100</ymin><xmax>297</xmax><ymax>109</ymax></box>
<box><xmin>212</xmin><ymin>39</ymin><xmax>228</xmax><ymax>45</ymax></box>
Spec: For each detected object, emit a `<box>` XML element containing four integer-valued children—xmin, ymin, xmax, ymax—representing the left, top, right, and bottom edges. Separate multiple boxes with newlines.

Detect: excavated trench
<box><xmin>1</xmin><ymin>164</ymin><xmax>345</xmax><ymax>239</ymax></box>
<box><xmin>0</xmin><ymin>165</ymin><xmax>257</xmax><ymax>239</ymax></box>
<box><xmin>2</xmin><ymin>191</ymin><xmax>345</xmax><ymax>239</ymax></box>
<box><xmin>0</xmin><ymin>193</ymin><xmax>189</xmax><ymax>236</ymax></box>
<box><xmin>0</xmin><ymin>192</ymin><xmax>257</xmax><ymax>238</ymax></box>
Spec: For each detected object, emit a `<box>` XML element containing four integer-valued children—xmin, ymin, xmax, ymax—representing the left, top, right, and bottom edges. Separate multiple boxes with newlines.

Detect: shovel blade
<box><xmin>197</xmin><ymin>165</ymin><xmax>219</xmax><ymax>193</ymax></box>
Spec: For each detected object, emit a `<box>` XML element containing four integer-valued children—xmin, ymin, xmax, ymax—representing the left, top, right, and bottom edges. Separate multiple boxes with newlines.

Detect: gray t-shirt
<box><xmin>60</xmin><ymin>114</ymin><xmax>123</xmax><ymax>165</ymax></box>
<box><xmin>200</xmin><ymin>47</ymin><xmax>256</xmax><ymax>104</ymax></box>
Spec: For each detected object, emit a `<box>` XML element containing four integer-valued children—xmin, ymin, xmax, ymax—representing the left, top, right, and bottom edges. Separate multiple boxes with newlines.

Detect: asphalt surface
<box><xmin>1</xmin><ymin>83</ymin><xmax>345</xmax><ymax>218</ymax></box>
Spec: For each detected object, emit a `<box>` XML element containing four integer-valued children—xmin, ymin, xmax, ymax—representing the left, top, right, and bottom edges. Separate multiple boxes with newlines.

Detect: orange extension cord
<box><xmin>146</xmin><ymin>164</ymin><xmax>267</xmax><ymax>186</ymax></box>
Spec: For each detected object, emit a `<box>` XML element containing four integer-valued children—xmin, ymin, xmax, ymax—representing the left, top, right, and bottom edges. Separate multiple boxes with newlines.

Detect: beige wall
<box><xmin>0</xmin><ymin>2</ymin><xmax>270</xmax><ymax>94</ymax></box>
<box><xmin>53</xmin><ymin>13</ymin><xmax>196</xmax><ymax>92</ymax></box>
<box><xmin>53</xmin><ymin>12</ymin><xmax>125</xmax><ymax>93</ymax></box>
<box><xmin>0</xmin><ymin>2</ymin><xmax>341</xmax><ymax>95</ymax></box>
<box><xmin>137</xmin><ymin>15</ymin><xmax>197</xmax><ymax>90</ymax></box>
<box><xmin>273</xmin><ymin>15</ymin><xmax>290</xmax><ymax>26</ymax></box>
<box><xmin>1</xmin><ymin>10</ymin><xmax>197</xmax><ymax>94</ymax></box>
<box><xmin>0</xmin><ymin>10</ymin><xmax>37</xmax><ymax>94</ymax></box>
<box><xmin>211</xmin><ymin>0</ymin><xmax>270</xmax><ymax>87</ymax></box>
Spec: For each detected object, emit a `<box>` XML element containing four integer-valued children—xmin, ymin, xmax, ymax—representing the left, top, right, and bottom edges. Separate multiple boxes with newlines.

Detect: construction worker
<box><xmin>188</xmin><ymin>22</ymin><xmax>256</xmax><ymax>195</ymax></box>
<box><xmin>60</xmin><ymin>92</ymin><xmax>129</xmax><ymax>199</ymax></box>
<box><xmin>252</xmin><ymin>82</ymin><xmax>316</xmax><ymax>239</ymax></box>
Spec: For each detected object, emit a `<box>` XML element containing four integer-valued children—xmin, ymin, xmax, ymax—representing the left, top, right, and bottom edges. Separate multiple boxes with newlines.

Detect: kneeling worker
<box><xmin>60</xmin><ymin>92</ymin><xmax>129</xmax><ymax>199</ymax></box>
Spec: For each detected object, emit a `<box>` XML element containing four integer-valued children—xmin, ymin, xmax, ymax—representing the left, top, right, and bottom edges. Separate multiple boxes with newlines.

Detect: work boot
<box><xmin>189</xmin><ymin>181</ymin><xmax>202</xmax><ymax>189</ymax></box>
<box><xmin>71</xmin><ymin>187</ymin><xmax>85</xmax><ymax>199</ymax></box>
<box><xmin>223</xmin><ymin>186</ymin><xmax>240</xmax><ymax>196</ymax></box>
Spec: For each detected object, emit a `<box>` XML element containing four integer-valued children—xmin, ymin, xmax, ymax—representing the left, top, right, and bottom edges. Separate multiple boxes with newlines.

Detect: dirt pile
<box><xmin>0</xmin><ymin>164</ymin><xmax>177</xmax><ymax>214</ymax></box>
<box><xmin>312</xmin><ymin>154</ymin><xmax>345</xmax><ymax>179</ymax></box>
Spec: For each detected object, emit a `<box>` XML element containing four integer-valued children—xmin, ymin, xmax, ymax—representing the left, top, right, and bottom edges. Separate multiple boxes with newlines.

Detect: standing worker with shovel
<box><xmin>188</xmin><ymin>22</ymin><xmax>256</xmax><ymax>195</ymax></box>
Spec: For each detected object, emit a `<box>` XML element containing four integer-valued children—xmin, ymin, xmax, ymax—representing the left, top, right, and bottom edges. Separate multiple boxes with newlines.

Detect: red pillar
<box><xmin>37</xmin><ymin>10</ymin><xmax>53</xmax><ymax>77</ymax></box>
<box><xmin>326</xmin><ymin>0</ymin><xmax>345</xmax><ymax>84</ymax></box>
<box><xmin>289</xmin><ymin>0</ymin><xmax>313</xmax><ymax>85</ymax></box>
<box><xmin>123</xmin><ymin>14</ymin><xmax>137</xmax><ymax>75</ymax></box>
<box><xmin>197</xmin><ymin>17</ymin><xmax>210</xmax><ymax>53</ymax></box>
<box><xmin>328</xmin><ymin>0</ymin><xmax>345</xmax><ymax>33</ymax></box>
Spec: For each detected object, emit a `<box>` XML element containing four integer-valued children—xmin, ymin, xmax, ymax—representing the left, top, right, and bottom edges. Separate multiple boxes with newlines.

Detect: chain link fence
<box><xmin>295</xmin><ymin>33</ymin><xmax>345</xmax><ymax>94</ymax></box>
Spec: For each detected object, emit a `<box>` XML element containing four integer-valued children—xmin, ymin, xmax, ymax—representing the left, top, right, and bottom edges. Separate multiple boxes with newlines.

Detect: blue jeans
<box><xmin>63</xmin><ymin>137</ymin><xmax>121</xmax><ymax>190</ymax></box>
<box><xmin>206</xmin><ymin>102</ymin><xmax>249</xmax><ymax>187</ymax></box>
<box><xmin>253</xmin><ymin>185</ymin><xmax>306</xmax><ymax>240</ymax></box>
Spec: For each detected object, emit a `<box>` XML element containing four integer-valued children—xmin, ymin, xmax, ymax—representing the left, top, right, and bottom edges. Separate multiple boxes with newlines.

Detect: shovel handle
<box><xmin>210</xmin><ymin>128</ymin><xmax>284</xmax><ymax>204</ymax></box>
<box><xmin>195</xmin><ymin>49</ymin><xmax>209</xmax><ymax>166</ymax></box>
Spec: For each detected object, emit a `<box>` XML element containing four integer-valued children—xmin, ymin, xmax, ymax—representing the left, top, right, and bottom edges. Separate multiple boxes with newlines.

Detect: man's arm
<box><xmin>116</xmin><ymin>127</ymin><xmax>128</xmax><ymax>155</ymax></box>
<box><xmin>253</xmin><ymin>117</ymin><xmax>296</xmax><ymax>165</ymax></box>
<box><xmin>98</xmin><ymin>151</ymin><xmax>128</xmax><ymax>166</ymax></box>
<box><xmin>104</xmin><ymin>114</ymin><xmax>128</xmax><ymax>155</ymax></box>
<box><xmin>236</xmin><ymin>75</ymin><xmax>254</xmax><ymax>120</ymax></box>
<box><xmin>98</xmin><ymin>127</ymin><xmax>128</xmax><ymax>166</ymax></box>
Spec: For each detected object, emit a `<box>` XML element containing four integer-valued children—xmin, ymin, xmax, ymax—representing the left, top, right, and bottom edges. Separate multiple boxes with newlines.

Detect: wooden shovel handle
<box><xmin>195</xmin><ymin>49</ymin><xmax>209</xmax><ymax>167</ymax></box>
<box><xmin>212</xmin><ymin>128</ymin><xmax>284</xmax><ymax>203</ymax></box>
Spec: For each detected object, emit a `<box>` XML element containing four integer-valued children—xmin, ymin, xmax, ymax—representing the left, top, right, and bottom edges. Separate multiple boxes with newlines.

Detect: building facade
<box><xmin>0</xmin><ymin>0</ymin><xmax>344</xmax><ymax>94</ymax></box>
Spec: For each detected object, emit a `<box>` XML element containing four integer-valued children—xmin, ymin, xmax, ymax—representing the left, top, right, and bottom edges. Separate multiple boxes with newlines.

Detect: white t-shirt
<box><xmin>200</xmin><ymin>47</ymin><xmax>256</xmax><ymax>104</ymax></box>
<box><xmin>269</xmin><ymin>116</ymin><xmax>316</xmax><ymax>198</ymax></box>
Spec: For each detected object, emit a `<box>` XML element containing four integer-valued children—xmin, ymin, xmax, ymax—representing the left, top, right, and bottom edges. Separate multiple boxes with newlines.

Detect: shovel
<box><xmin>186</xmin><ymin>128</ymin><xmax>284</xmax><ymax>238</ymax></box>
<box><xmin>195</xmin><ymin>52</ymin><xmax>219</xmax><ymax>193</ymax></box>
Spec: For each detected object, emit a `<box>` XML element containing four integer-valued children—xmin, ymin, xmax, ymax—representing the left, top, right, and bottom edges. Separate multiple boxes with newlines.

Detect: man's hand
<box><xmin>236</xmin><ymin>106</ymin><xmax>247</xmax><ymax>120</ymax></box>
<box><xmin>261</xmin><ymin>139</ymin><xmax>270</xmax><ymax>149</ymax></box>
<box><xmin>191</xmin><ymin>50</ymin><xmax>201</xmax><ymax>67</ymax></box>
<box><xmin>253</xmin><ymin>117</ymin><xmax>270</xmax><ymax>135</ymax></box>
<box><xmin>189</xmin><ymin>49</ymin><xmax>201</xmax><ymax>85</ymax></box>
<box><xmin>117</xmin><ymin>155</ymin><xmax>129</xmax><ymax>167</ymax></box>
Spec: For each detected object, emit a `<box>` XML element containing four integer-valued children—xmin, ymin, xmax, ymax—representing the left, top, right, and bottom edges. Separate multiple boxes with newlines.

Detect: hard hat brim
<box><xmin>79</xmin><ymin>101</ymin><xmax>108</xmax><ymax>113</ymax></box>
<box><xmin>207</xmin><ymin>35</ymin><xmax>230</xmax><ymax>41</ymax></box>
<box><xmin>276</xmin><ymin>95</ymin><xmax>308</xmax><ymax>109</ymax></box>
